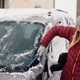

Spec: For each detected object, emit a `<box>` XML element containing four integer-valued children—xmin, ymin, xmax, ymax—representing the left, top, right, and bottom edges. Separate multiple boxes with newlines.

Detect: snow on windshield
<box><xmin>0</xmin><ymin>21</ymin><xmax>44</xmax><ymax>71</ymax></box>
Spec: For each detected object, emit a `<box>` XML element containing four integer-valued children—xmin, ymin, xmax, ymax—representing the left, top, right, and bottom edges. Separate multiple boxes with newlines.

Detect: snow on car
<box><xmin>0</xmin><ymin>8</ymin><xmax>75</xmax><ymax>80</ymax></box>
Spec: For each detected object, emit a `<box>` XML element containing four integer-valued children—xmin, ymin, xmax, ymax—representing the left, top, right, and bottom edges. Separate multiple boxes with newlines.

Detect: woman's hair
<box><xmin>69</xmin><ymin>30</ymin><xmax>80</xmax><ymax>48</ymax></box>
<box><xmin>69</xmin><ymin>16</ymin><xmax>80</xmax><ymax>48</ymax></box>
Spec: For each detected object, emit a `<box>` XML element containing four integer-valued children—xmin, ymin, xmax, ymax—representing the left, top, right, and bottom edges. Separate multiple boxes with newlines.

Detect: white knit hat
<box><xmin>77</xmin><ymin>16</ymin><xmax>80</xmax><ymax>26</ymax></box>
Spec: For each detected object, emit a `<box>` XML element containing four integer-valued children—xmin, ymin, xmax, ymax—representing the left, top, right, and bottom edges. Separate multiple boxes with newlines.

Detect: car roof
<box><xmin>0</xmin><ymin>8</ymin><xmax>49</xmax><ymax>21</ymax></box>
<box><xmin>0</xmin><ymin>8</ymin><xmax>75</xmax><ymax>25</ymax></box>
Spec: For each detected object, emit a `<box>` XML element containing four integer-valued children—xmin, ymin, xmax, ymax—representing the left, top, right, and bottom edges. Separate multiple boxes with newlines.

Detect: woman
<box><xmin>39</xmin><ymin>18</ymin><xmax>80</xmax><ymax>80</ymax></box>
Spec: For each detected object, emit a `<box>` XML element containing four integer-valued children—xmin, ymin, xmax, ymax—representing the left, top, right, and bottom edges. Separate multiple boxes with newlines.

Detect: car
<box><xmin>0</xmin><ymin>8</ymin><xmax>75</xmax><ymax>80</ymax></box>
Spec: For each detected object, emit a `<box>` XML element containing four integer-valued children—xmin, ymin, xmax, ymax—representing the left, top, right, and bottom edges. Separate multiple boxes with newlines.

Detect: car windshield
<box><xmin>0</xmin><ymin>21</ymin><xmax>45</xmax><ymax>68</ymax></box>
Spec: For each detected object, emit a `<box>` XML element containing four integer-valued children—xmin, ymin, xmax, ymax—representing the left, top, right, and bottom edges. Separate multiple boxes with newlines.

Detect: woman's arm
<box><xmin>40</xmin><ymin>25</ymin><xmax>75</xmax><ymax>47</ymax></box>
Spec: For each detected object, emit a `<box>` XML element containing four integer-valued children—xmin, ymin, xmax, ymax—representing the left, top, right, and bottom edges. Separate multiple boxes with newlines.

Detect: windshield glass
<box><xmin>0</xmin><ymin>21</ymin><xmax>44</xmax><ymax>68</ymax></box>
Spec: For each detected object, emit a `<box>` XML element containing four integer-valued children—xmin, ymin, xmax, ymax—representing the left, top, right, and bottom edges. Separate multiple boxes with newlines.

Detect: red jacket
<box><xmin>40</xmin><ymin>26</ymin><xmax>80</xmax><ymax>80</ymax></box>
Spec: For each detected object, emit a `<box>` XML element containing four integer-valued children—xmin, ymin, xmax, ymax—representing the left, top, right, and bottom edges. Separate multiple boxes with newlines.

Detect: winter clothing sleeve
<box><xmin>40</xmin><ymin>25</ymin><xmax>75</xmax><ymax>47</ymax></box>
